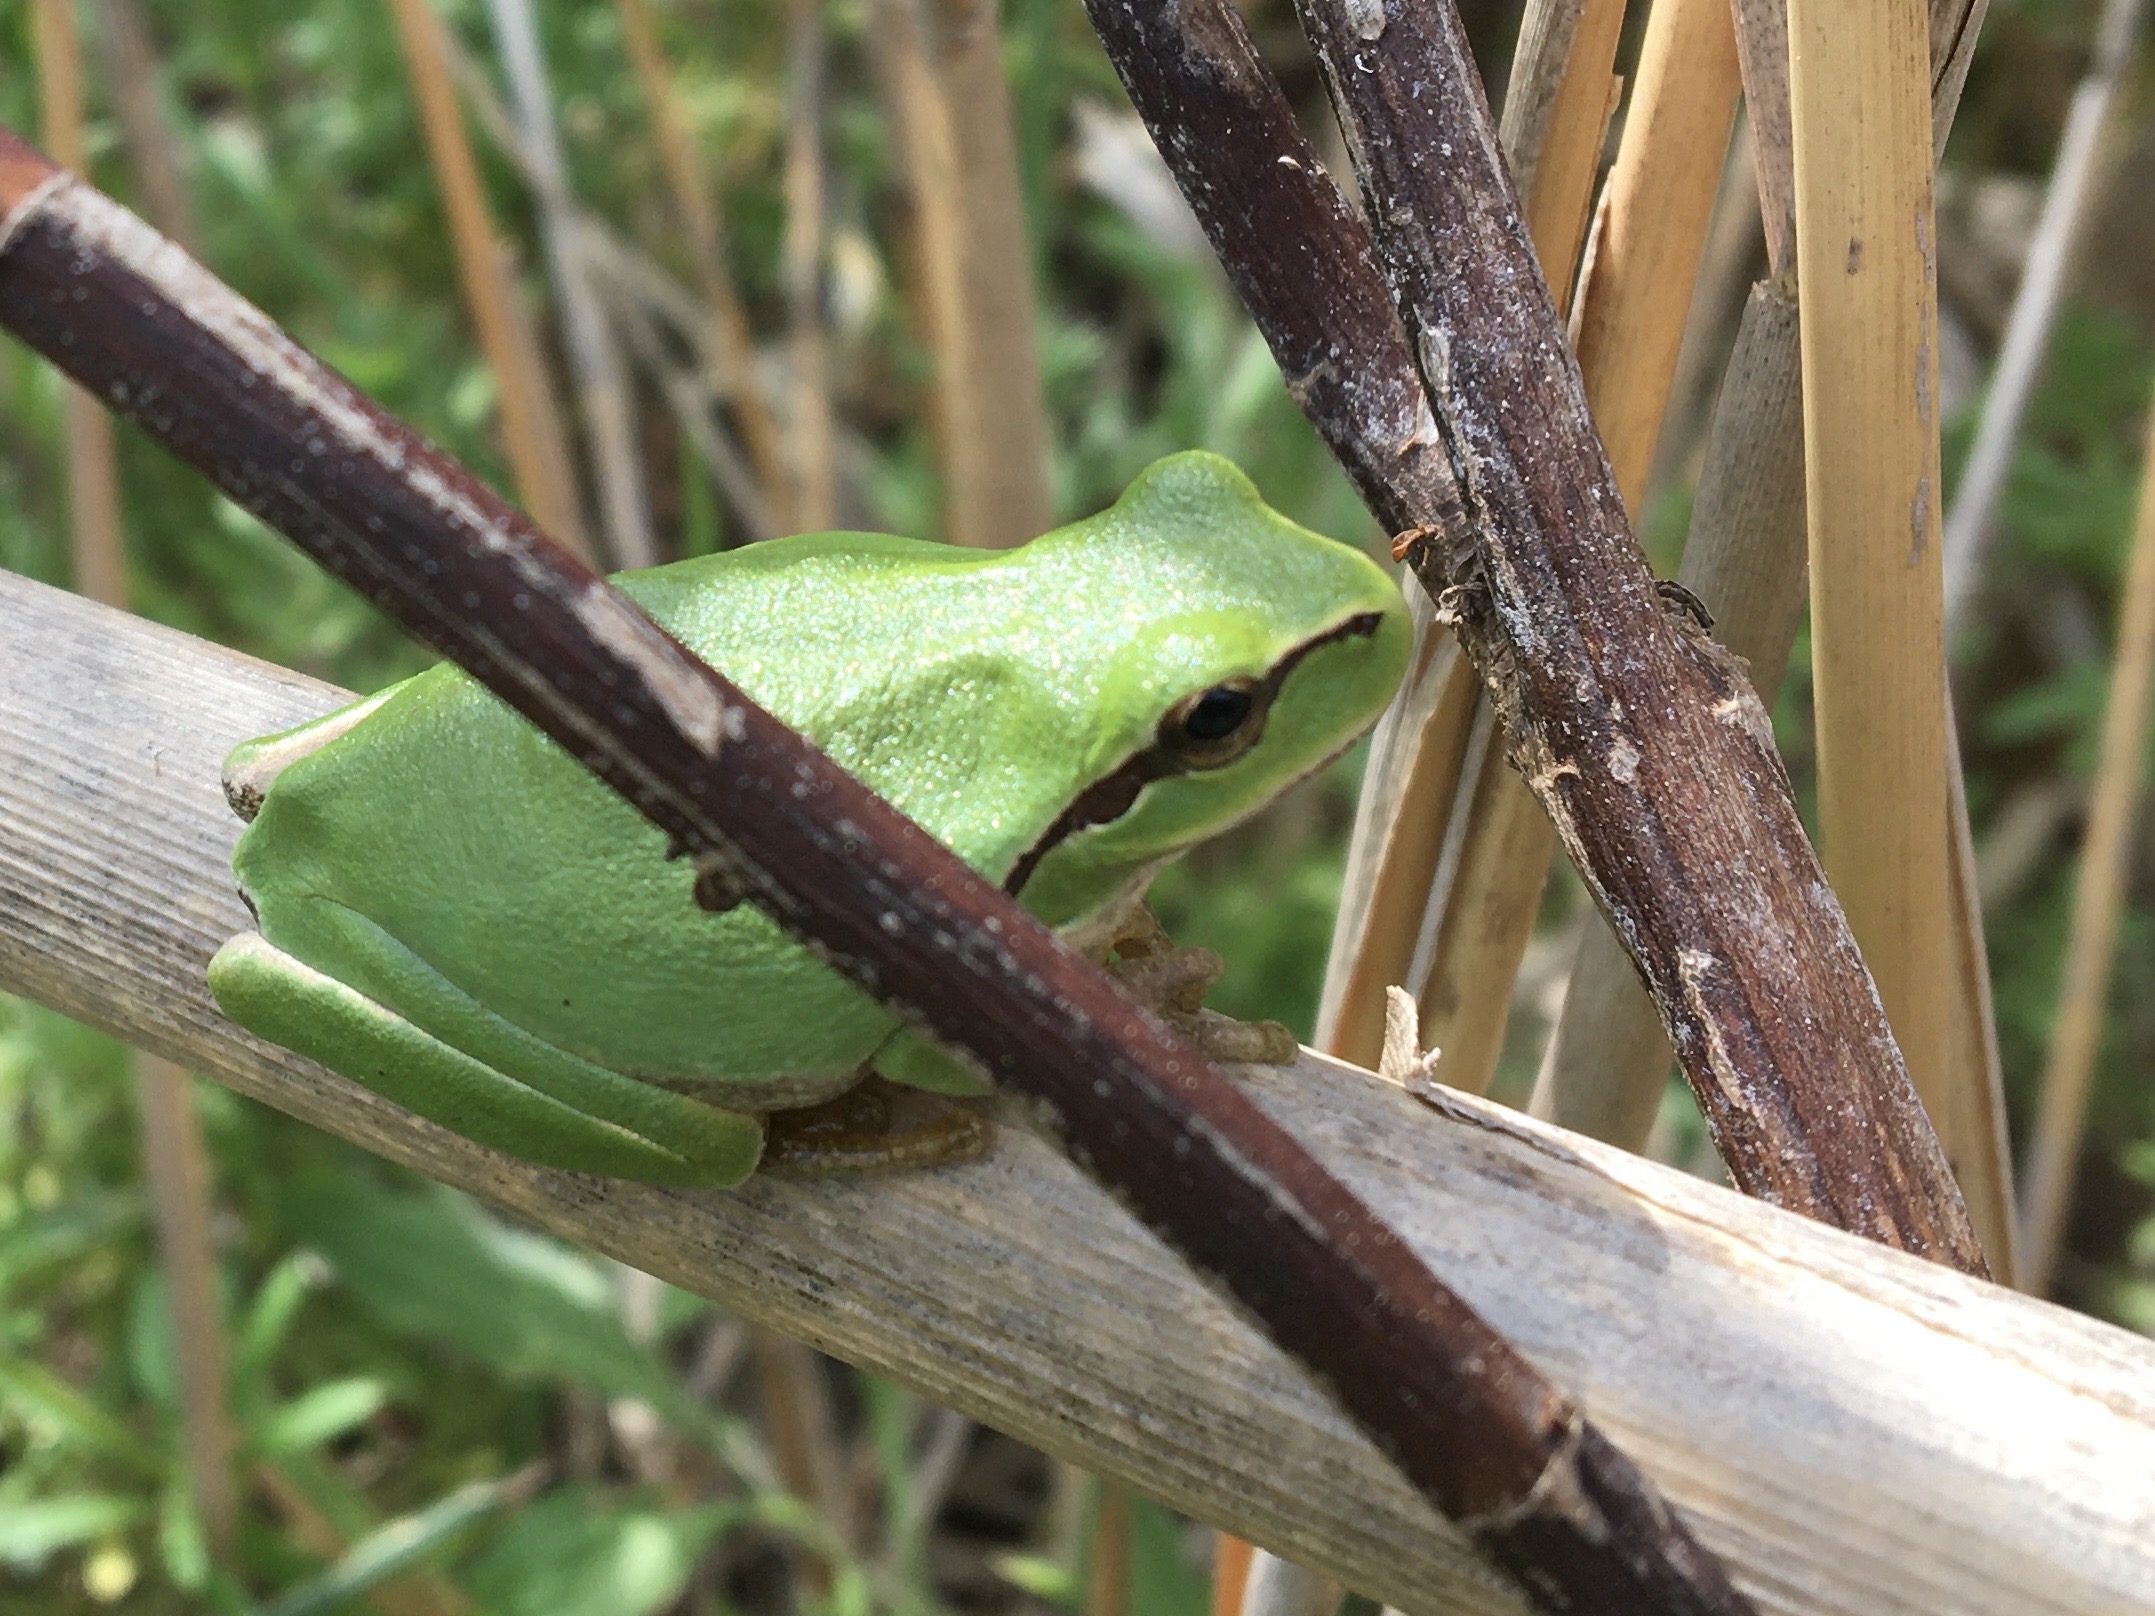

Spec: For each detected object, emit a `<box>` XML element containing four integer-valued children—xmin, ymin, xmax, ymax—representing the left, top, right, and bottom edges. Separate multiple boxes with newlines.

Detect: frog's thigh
<box><xmin>208</xmin><ymin>932</ymin><xmax>763</xmax><ymax>1187</ymax></box>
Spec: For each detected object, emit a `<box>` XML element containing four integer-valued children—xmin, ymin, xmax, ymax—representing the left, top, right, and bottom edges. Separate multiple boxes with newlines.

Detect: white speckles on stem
<box><xmin>1607</xmin><ymin>734</ymin><xmax>1640</xmax><ymax>785</ymax></box>
<box><xmin>573</xmin><ymin>581</ymin><xmax>729</xmax><ymax>754</ymax></box>
<box><xmin>1677</xmin><ymin>948</ymin><xmax>1746</xmax><ymax>1110</ymax></box>
<box><xmin>1344</xmin><ymin>0</ymin><xmax>1386</xmax><ymax>43</ymax></box>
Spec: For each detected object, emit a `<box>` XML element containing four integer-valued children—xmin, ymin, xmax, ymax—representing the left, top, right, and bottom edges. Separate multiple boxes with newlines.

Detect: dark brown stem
<box><xmin>0</xmin><ymin>135</ymin><xmax>1753</xmax><ymax>1615</ymax></box>
<box><xmin>1078</xmin><ymin>0</ymin><xmax>1986</xmax><ymax>1277</ymax></box>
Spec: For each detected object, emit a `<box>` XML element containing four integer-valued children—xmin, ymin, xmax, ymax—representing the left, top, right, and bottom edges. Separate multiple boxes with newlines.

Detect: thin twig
<box><xmin>423</xmin><ymin>32</ymin><xmax>775</xmax><ymax>545</ymax></box>
<box><xmin>1497</xmin><ymin>0</ymin><xmax>1627</xmax><ymax>312</ymax></box>
<box><xmin>613</xmin><ymin>0</ymin><xmax>789</xmax><ymax>505</ymax></box>
<box><xmin>754</xmin><ymin>1329</ymin><xmax>850</xmax><ymax>1590</ymax></box>
<box><xmin>784</xmin><ymin>0</ymin><xmax>838</xmax><ymax>531</ymax></box>
<box><xmin>1086</xmin><ymin>1483</ymin><xmax>1131</xmax><ymax>1616</ymax></box>
<box><xmin>598</xmin><ymin>248</ymin><xmax>777</xmax><ymax>540</ymax></box>
<box><xmin>484</xmin><ymin>0</ymin><xmax>658</xmax><ymax>569</ymax></box>
<box><xmin>384</xmin><ymin>0</ymin><xmax>591</xmax><ymax>556</ymax></box>
<box><xmin>0</xmin><ymin>136</ymin><xmax>1751</xmax><ymax>1614</ymax></box>
<box><xmin>96</xmin><ymin>0</ymin><xmax>200</xmax><ymax>257</ymax></box>
<box><xmin>1413</xmin><ymin>0</ymin><xmax>1743</xmax><ymax>1099</ymax></box>
<box><xmin>1941</xmin><ymin>0</ymin><xmax>2147</xmax><ymax>633</ymax></box>
<box><xmin>2017</xmin><ymin>371</ymin><xmax>2155</xmax><ymax>1294</ymax></box>
<box><xmin>867</xmin><ymin>0</ymin><xmax>1038</xmax><ymax>548</ymax></box>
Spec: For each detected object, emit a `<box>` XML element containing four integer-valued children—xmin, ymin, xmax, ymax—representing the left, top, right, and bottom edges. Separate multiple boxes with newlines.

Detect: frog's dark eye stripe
<box><xmin>1004</xmin><ymin>611</ymin><xmax>1385</xmax><ymax>897</ymax></box>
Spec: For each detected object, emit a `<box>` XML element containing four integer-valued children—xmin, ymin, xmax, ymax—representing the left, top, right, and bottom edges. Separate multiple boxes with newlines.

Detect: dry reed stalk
<box><xmin>867</xmin><ymin>0</ymin><xmax>976</xmax><ymax>539</ymax></box>
<box><xmin>134</xmin><ymin>1055</ymin><xmax>238</xmax><ymax>1553</ymax></box>
<box><xmin>2016</xmin><ymin>378</ymin><xmax>2155</xmax><ymax>1295</ymax></box>
<box><xmin>384</xmin><ymin>0</ymin><xmax>590</xmax><ymax>556</ymax></box>
<box><xmin>599</xmin><ymin>247</ymin><xmax>778</xmax><ymax>539</ymax></box>
<box><xmin>1211</xmin><ymin>1537</ymin><xmax>1257</xmax><ymax>1616</ymax></box>
<box><xmin>486</xmin><ymin>0</ymin><xmax>658</xmax><ymax>568</ymax></box>
<box><xmin>784</xmin><ymin>0</ymin><xmax>838</xmax><ymax>531</ymax></box>
<box><xmin>1787</xmin><ymin>0</ymin><xmax>1956</xmax><ymax>1188</ymax></box>
<box><xmin>96</xmin><ymin>0</ymin><xmax>199</xmax><ymax>257</ymax></box>
<box><xmin>1571</xmin><ymin>0</ymin><xmax>1743</xmax><ymax>515</ymax></box>
<box><xmin>924</xmin><ymin>0</ymin><xmax>1053</xmax><ymax>546</ymax></box>
<box><xmin>613</xmin><ymin>0</ymin><xmax>789</xmax><ymax>511</ymax></box>
<box><xmin>1530</xmin><ymin>0</ymin><xmax>2016</xmax><ymax>1279</ymax></box>
<box><xmin>1942</xmin><ymin>707</ymin><xmax>2018</xmax><ymax>1279</ymax></box>
<box><xmin>414</xmin><ymin>25</ymin><xmax>776</xmax><ymax>544</ymax></box>
<box><xmin>1644</xmin><ymin>116</ymin><xmax>1764</xmax><ymax>508</ymax></box>
<box><xmin>1413</xmin><ymin>0</ymin><xmax>1740</xmax><ymax>1098</ymax></box>
<box><xmin>754</xmin><ymin>1330</ymin><xmax>848</xmax><ymax>1591</ymax></box>
<box><xmin>30</xmin><ymin>0</ymin><xmax>238</xmax><ymax>1555</ymax></box>
<box><xmin>1313</xmin><ymin>0</ymin><xmax>1624</xmax><ymax>1072</ymax></box>
<box><xmin>1314</xmin><ymin>634</ymin><xmax>1478</xmax><ymax>1066</ymax></box>
<box><xmin>867</xmin><ymin>0</ymin><xmax>1048</xmax><ymax>548</ymax></box>
<box><xmin>1237</xmin><ymin>1551</ymin><xmax>1336</xmax><ymax>1616</ymax></box>
<box><xmin>1408</xmin><ymin>716</ymin><xmax>1551</xmax><ymax>1095</ymax></box>
<box><xmin>1087</xmin><ymin>1483</ymin><xmax>1131</xmax><ymax>1616</ymax></box>
<box><xmin>6</xmin><ymin>572</ymin><xmax>2152</xmax><ymax>1611</ymax></box>
<box><xmin>1500</xmin><ymin>0</ymin><xmax>1629</xmax><ymax>311</ymax></box>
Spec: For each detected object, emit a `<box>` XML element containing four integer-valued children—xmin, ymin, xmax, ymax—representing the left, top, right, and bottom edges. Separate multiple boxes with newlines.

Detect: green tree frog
<box><xmin>208</xmin><ymin>453</ymin><xmax>1410</xmax><ymax>1187</ymax></box>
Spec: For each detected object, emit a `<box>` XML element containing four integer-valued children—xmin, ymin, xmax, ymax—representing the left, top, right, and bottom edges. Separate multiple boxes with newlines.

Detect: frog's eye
<box><xmin>1160</xmin><ymin>678</ymin><xmax>1267</xmax><ymax>768</ymax></box>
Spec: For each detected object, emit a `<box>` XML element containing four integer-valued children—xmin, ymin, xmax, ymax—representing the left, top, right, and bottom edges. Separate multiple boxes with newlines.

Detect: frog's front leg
<box><xmin>1099</xmin><ymin>904</ymin><xmax>1300</xmax><ymax>1066</ymax></box>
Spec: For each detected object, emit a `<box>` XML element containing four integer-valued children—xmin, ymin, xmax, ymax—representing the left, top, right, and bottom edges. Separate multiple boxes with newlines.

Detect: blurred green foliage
<box><xmin>2</xmin><ymin>0</ymin><xmax>2154</xmax><ymax>1608</ymax></box>
<box><xmin>0</xmin><ymin>0</ymin><xmax>1354</xmax><ymax>1607</ymax></box>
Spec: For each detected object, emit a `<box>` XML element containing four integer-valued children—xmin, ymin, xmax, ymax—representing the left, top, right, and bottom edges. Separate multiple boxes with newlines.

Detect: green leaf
<box><xmin>993</xmin><ymin>1551</ymin><xmax>1077</xmax><ymax>1602</ymax></box>
<box><xmin>462</xmin><ymin>1486</ymin><xmax>734</xmax><ymax>1616</ymax></box>
<box><xmin>254</xmin><ymin>1377</ymin><xmax>387</xmax><ymax>1456</ymax></box>
<box><xmin>0</xmin><ymin>1494</ymin><xmax>146</xmax><ymax>1570</ymax></box>
<box><xmin>159</xmin><ymin>1479</ymin><xmax>211</xmax><ymax>1591</ymax></box>
<box><xmin>253</xmin><ymin>1475</ymin><xmax>511</xmax><ymax>1616</ymax></box>
<box><xmin>127</xmin><ymin>1271</ymin><xmax>179</xmax><ymax>1412</ymax></box>
<box><xmin>279</xmin><ymin>1177</ymin><xmax>743</xmax><ymax>1463</ymax></box>
<box><xmin>0</xmin><ymin>1195</ymin><xmax>141</xmax><ymax>1304</ymax></box>
<box><xmin>0</xmin><ymin>1354</ymin><xmax>163</xmax><ymax>1476</ymax></box>
<box><xmin>233</xmin><ymin>1254</ymin><xmax>326</xmax><ymax>1401</ymax></box>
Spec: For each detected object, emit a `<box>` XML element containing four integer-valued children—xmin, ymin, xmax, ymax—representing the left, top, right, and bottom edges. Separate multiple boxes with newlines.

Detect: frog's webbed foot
<box><xmin>760</xmin><ymin>1074</ymin><xmax>988</xmax><ymax>1177</ymax></box>
<box><xmin>1098</xmin><ymin>905</ymin><xmax>1300</xmax><ymax>1067</ymax></box>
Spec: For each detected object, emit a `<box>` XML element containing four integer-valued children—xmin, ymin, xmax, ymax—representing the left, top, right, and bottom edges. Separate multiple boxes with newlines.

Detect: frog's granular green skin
<box><xmin>208</xmin><ymin>453</ymin><xmax>1410</xmax><ymax>1185</ymax></box>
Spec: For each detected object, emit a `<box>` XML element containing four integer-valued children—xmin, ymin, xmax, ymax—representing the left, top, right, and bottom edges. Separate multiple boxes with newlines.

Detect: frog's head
<box><xmin>1008</xmin><ymin>452</ymin><xmax>1411</xmax><ymax>928</ymax></box>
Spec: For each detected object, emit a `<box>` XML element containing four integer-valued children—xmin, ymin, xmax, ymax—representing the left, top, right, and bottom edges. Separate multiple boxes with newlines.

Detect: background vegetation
<box><xmin>1</xmin><ymin>0</ymin><xmax>2151</xmax><ymax>1609</ymax></box>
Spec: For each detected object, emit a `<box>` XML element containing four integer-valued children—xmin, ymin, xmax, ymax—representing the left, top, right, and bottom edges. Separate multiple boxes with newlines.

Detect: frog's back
<box><xmin>229</xmin><ymin>530</ymin><xmax>1083</xmax><ymax>1096</ymax></box>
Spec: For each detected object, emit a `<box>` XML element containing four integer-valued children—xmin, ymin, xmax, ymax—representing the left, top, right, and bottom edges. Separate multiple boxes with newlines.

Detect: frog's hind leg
<box><xmin>760</xmin><ymin>1074</ymin><xmax>986</xmax><ymax>1177</ymax></box>
<box><xmin>208</xmin><ymin>926</ymin><xmax>764</xmax><ymax>1187</ymax></box>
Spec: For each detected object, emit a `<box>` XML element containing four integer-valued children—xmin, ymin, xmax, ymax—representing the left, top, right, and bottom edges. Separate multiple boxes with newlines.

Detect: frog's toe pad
<box><xmin>760</xmin><ymin>1076</ymin><xmax>988</xmax><ymax>1177</ymax></box>
<box><xmin>1169</xmin><ymin>1008</ymin><xmax>1300</xmax><ymax>1067</ymax></box>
